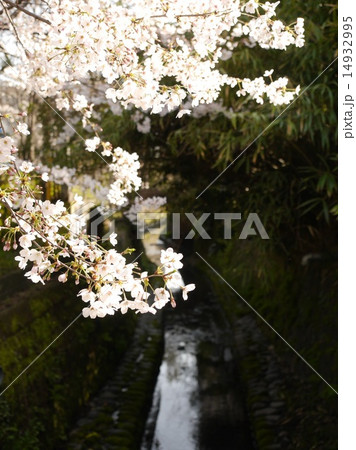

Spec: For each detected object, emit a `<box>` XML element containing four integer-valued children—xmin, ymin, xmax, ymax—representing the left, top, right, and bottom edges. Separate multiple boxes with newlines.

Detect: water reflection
<box><xmin>140</xmin><ymin>231</ymin><xmax>252</xmax><ymax>450</ymax></box>
<box><xmin>143</xmin><ymin>329</ymin><xmax>199</xmax><ymax>450</ymax></box>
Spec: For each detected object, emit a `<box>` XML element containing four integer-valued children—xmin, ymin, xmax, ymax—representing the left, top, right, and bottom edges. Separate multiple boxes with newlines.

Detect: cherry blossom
<box><xmin>0</xmin><ymin>0</ymin><xmax>306</xmax><ymax>319</ymax></box>
<box><xmin>125</xmin><ymin>196</ymin><xmax>167</xmax><ymax>225</ymax></box>
<box><xmin>0</xmin><ymin>140</ymin><xmax>193</xmax><ymax>318</ymax></box>
<box><xmin>17</xmin><ymin>123</ymin><xmax>30</xmax><ymax>135</ymax></box>
<box><xmin>41</xmin><ymin>172</ymin><xmax>49</xmax><ymax>182</ymax></box>
<box><xmin>19</xmin><ymin>234</ymin><xmax>36</xmax><ymax>248</ymax></box>
<box><xmin>182</xmin><ymin>284</ymin><xmax>196</xmax><ymax>301</ymax></box>
<box><xmin>109</xmin><ymin>233</ymin><xmax>118</xmax><ymax>246</ymax></box>
<box><xmin>160</xmin><ymin>248</ymin><xmax>183</xmax><ymax>270</ymax></box>
<box><xmin>153</xmin><ymin>288</ymin><xmax>171</xmax><ymax>309</ymax></box>
<box><xmin>177</xmin><ymin>109</ymin><xmax>192</xmax><ymax>119</ymax></box>
<box><xmin>0</xmin><ymin>137</ymin><xmax>17</xmax><ymax>165</ymax></box>
<box><xmin>58</xmin><ymin>273</ymin><xmax>68</xmax><ymax>283</ymax></box>
<box><xmin>85</xmin><ymin>137</ymin><xmax>101</xmax><ymax>153</ymax></box>
<box><xmin>19</xmin><ymin>161</ymin><xmax>35</xmax><ymax>173</ymax></box>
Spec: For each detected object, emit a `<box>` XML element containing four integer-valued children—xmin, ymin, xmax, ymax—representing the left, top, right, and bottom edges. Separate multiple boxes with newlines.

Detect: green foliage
<box><xmin>0</xmin><ymin>279</ymin><xmax>136</xmax><ymax>449</ymax></box>
<box><xmin>0</xmin><ymin>250</ymin><xmax>18</xmax><ymax>276</ymax></box>
<box><xmin>17</xmin><ymin>2</ymin><xmax>337</xmax><ymax>243</ymax></box>
<box><xmin>201</xmin><ymin>236</ymin><xmax>337</xmax><ymax>449</ymax></box>
<box><xmin>0</xmin><ymin>399</ymin><xmax>44</xmax><ymax>450</ymax></box>
<box><xmin>76</xmin><ymin>1</ymin><xmax>337</xmax><ymax>250</ymax></box>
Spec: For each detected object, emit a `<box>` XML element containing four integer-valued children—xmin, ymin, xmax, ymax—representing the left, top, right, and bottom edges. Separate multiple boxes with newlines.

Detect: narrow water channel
<box><xmin>141</xmin><ymin>327</ymin><xmax>199</xmax><ymax>450</ymax></box>
<box><xmin>141</xmin><ymin>235</ymin><xmax>253</xmax><ymax>450</ymax></box>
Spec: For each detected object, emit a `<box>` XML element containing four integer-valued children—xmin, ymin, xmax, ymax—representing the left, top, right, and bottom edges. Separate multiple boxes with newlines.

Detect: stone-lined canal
<box><xmin>67</xmin><ymin>232</ymin><xmax>253</xmax><ymax>448</ymax></box>
<box><xmin>141</xmin><ymin>263</ymin><xmax>253</xmax><ymax>450</ymax></box>
<box><xmin>142</xmin><ymin>231</ymin><xmax>253</xmax><ymax>449</ymax></box>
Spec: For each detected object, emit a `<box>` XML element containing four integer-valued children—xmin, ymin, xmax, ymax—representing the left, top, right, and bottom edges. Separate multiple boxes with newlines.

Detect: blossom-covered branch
<box><xmin>0</xmin><ymin>0</ymin><xmax>305</xmax><ymax>320</ymax></box>
<box><xmin>0</xmin><ymin>129</ymin><xmax>194</xmax><ymax>319</ymax></box>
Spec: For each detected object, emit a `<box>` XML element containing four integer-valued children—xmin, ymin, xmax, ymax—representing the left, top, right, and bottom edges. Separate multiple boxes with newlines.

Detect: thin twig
<box><xmin>2</xmin><ymin>0</ymin><xmax>51</xmax><ymax>25</ymax></box>
<box><xmin>0</xmin><ymin>0</ymin><xmax>28</xmax><ymax>52</ymax></box>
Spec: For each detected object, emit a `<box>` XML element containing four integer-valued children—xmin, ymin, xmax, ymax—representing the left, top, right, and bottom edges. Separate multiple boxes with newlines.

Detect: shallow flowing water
<box><xmin>142</xmin><ymin>328</ymin><xmax>199</xmax><ymax>450</ymax></box>
<box><xmin>141</xmin><ymin>235</ymin><xmax>253</xmax><ymax>450</ymax></box>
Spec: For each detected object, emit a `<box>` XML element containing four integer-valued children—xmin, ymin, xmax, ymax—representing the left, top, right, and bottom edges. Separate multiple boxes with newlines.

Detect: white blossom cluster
<box><xmin>183</xmin><ymin>100</ymin><xmax>234</xmax><ymax>120</ymax></box>
<box><xmin>125</xmin><ymin>196</ymin><xmax>167</xmax><ymax>225</ymax></box>
<box><xmin>0</xmin><ymin>116</ymin><xmax>110</xmax><ymax>203</ymax></box>
<box><xmin>1</xmin><ymin>114</ymin><xmax>138</xmax><ymax>208</ymax></box>
<box><xmin>83</xmin><ymin>137</ymin><xmax>142</xmax><ymax>206</ymax></box>
<box><xmin>4</xmin><ymin>0</ymin><xmax>304</xmax><ymax>113</ymax></box>
<box><xmin>0</xmin><ymin>136</ymin><xmax>17</xmax><ymax>169</ymax></box>
<box><xmin>1</xmin><ymin>1</ymin><xmax>305</xmax><ymax>216</ymax></box>
<box><xmin>81</xmin><ymin>248</ymin><xmax>195</xmax><ymax>318</ymax></box>
<box><xmin>107</xmin><ymin>147</ymin><xmax>142</xmax><ymax>206</ymax></box>
<box><xmin>237</xmin><ymin>70</ymin><xmax>301</xmax><ymax>105</ymax></box>
<box><xmin>239</xmin><ymin>4</ymin><xmax>305</xmax><ymax>49</ymax></box>
<box><xmin>38</xmin><ymin>163</ymin><xmax>76</xmax><ymax>186</ymax></box>
<box><xmin>132</xmin><ymin>111</ymin><xmax>151</xmax><ymax>134</ymax></box>
<box><xmin>0</xmin><ymin>1</ymin><xmax>306</xmax><ymax>320</ymax></box>
<box><xmin>11</xmin><ymin>157</ymin><xmax>110</xmax><ymax>204</ymax></box>
<box><xmin>0</xmin><ymin>137</ymin><xmax>194</xmax><ymax>318</ymax></box>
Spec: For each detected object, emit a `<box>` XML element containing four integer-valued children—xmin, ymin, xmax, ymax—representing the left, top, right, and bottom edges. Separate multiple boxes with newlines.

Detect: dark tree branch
<box><xmin>2</xmin><ymin>0</ymin><xmax>51</xmax><ymax>25</ymax></box>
